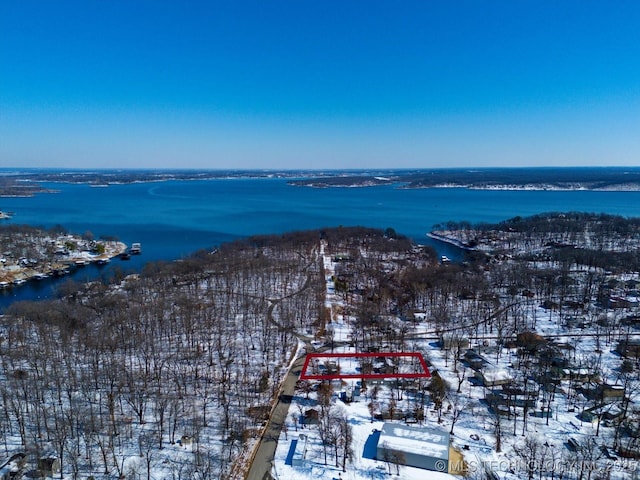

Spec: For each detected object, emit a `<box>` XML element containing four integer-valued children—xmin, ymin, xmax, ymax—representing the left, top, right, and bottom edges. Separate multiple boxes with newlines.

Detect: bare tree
<box><xmin>428</xmin><ymin>373</ymin><xmax>447</xmax><ymax>423</ymax></box>
<box><xmin>448</xmin><ymin>396</ymin><xmax>467</xmax><ymax>436</ymax></box>
<box><xmin>381</xmin><ymin>441</ymin><xmax>405</xmax><ymax>476</ymax></box>
<box><xmin>514</xmin><ymin>435</ymin><xmax>541</xmax><ymax>480</ymax></box>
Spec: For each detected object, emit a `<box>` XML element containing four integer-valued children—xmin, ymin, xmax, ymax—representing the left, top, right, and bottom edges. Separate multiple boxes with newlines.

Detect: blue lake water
<box><xmin>1</xmin><ymin>178</ymin><xmax>639</xmax><ymax>309</ymax></box>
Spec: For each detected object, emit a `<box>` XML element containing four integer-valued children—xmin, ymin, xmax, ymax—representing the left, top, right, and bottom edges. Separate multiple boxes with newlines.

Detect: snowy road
<box><xmin>245</xmin><ymin>354</ymin><xmax>307</xmax><ymax>480</ymax></box>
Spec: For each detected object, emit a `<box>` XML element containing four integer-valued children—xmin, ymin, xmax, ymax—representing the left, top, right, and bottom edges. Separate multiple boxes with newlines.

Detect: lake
<box><xmin>1</xmin><ymin>177</ymin><xmax>639</xmax><ymax>308</ymax></box>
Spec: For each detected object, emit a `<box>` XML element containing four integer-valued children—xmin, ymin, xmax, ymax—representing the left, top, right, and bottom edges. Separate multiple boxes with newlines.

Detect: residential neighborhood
<box><xmin>0</xmin><ymin>215</ymin><xmax>639</xmax><ymax>479</ymax></box>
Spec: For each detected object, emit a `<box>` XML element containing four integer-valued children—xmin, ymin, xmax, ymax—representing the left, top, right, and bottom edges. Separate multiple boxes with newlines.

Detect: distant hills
<box><xmin>2</xmin><ymin>167</ymin><xmax>640</xmax><ymax>196</ymax></box>
<box><xmin>288</xmin><ymin>167</ymin><xmax>640</xmax><ymax>190</ymax></box>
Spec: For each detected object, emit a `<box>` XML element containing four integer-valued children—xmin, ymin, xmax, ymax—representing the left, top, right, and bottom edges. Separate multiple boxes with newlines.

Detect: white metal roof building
<box><xmin>376</xmin><ymin>422</ymin><xmax>450</xmax><ymax>473</ymax></box>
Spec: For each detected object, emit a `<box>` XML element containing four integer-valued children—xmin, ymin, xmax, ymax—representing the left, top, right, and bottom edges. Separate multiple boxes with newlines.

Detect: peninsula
<box><xmin>0</xmin><ymin>224</ymin><xmax>127</xmax><ymax>287</ymax></box>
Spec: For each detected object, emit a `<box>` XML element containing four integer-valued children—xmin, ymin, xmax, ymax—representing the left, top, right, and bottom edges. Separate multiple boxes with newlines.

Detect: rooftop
<box><xmin>378</xmin><ymin>423</ymin><xmax>450</xmax><ymax>460</ymax></box>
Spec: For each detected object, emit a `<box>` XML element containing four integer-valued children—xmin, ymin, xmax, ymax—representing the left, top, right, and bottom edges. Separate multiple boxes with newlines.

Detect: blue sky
<box><xmin>1</xmin><ymin>1</ymin><xmax>639</xmax><ymax>169</ymax></box>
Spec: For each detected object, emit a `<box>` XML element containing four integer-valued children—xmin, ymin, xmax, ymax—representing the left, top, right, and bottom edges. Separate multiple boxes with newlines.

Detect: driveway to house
<box><xmin>245</xmin><ymin>353</ymin><xmax>307</xmax><ymax>480</ymax></box>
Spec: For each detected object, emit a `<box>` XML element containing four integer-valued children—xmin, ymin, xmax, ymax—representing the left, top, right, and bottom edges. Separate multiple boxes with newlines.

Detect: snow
<box><xmin>2</xmin><ymin>229</ymin><xmax>639</xmax><ymax>479</ymax></box>
<box><xmin>272</xmin><ymin>404</ymin><xmax>456</xmax><ymax>480</ymax></box>
<box><xmin>378</xmin><ymin>423</ymin><xmax>449</xmax><ymax>459</ymax></box>
<box><xmin>269</xmin><ymin>243</ymin><xmax>460</xmax><ymax>479</ymax></box>
<box><xmin>268</xmin><ymin>241</ymin><xmax>640</xmax><ymax>480</ymax></box>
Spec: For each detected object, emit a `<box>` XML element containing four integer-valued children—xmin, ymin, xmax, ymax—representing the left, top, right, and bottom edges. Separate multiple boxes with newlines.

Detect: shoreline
<box><xmin>3</xmin><ymin>167</ymin><xmax>640</xmax><ymax>194</ymax></box>
<box><xmin>426</xmin><ymin>231</ymin><xmax>477</xmax><ymax>251</ymax></box>
<box><xmin>290</xmin><ymin>180</ymin><xmax>640</xmax><ymax>191</ymax></box>
<box><xmin>0</xmin><ymin>241</ymin><xmax>128</xmax><ymax>287</ymax></box>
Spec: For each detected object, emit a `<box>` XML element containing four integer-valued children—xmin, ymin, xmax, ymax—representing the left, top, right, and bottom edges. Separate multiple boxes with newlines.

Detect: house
<box><xmin>516</xmin><ymin>331</ymin><xmax>547</xmax><ymax>352</ymax></box>
<box><xmin>618</xmin><ymin>444</ymin><xmax>640</xmax><ymax>459</ymax></box>
<box><xmin>579</xmin><ymin>383</ymin><xmax>625</xmax><ymax>403</ymax></box>
<box><xmin>530</xmin><ymin>408</ymin><xmax>554</xmax><ymax>418</ymax></box>
<box><xmin>38</xmin><ymin>457</ymin><xmax>60</xmax><ymax>478</ymax></box>
<box><xmin>0</xmin><ymin>453</ymin><xmax>25</xmax><ymax>480</ymax></box>
<box><xmin>486</xmin><ymin>387</ymin><xmax>537</xmax><ymax>410</ymax></box>
<box><xmin>475</xmin><ymin>368</ymin><xmax>513</xmax><ymax>388</ymax></box>
<box><xmin>463</xmin><ymin>349</ymin><xmax>489</xmax><ymax>370</ymax></box>
<box><xmin>579</xmin><ymin>404</ymin><xmax>623</xmax><ymax>423</ymax></box>
<box><xmin>440</xmin><ymin>334</ymin><xmax>470</xmax><ymax>351</ymax></box>
<box><xmin>303</xmin><ymin>409</ymin><xmax>319</xmax><ymax>426</ymax></box>
<box><xmin>381</xmin><ymin>408</ymin><xmax>405</xmax><ymax>421</ymax></box>
<box><xmin>600</xmin><ymin>384</ymin><xmax>626</xmax><ymax>402</ymax></box>
<box><xmin>621</xmin><ymin>315</ymin><xmax>640</xmax><ymax>327</ymax></box>
<box><xmin>373</xmin><ymin>359</ymin><xmax>396</xmax><ymax>375</ymax></box>
<box><xmin>376</xmin><ymin>423</ymin><xmax>450</xmax><ymax>473</ymax></box>
<box><xmin>339</xmin><ymin>389</ymin><xmax>353</xmax><ymax>403</ymax></box>
<box><xmin>411</xmin><ymin>311</ymin><xmax>427</xmax><ymax>323</ymax></box>
<box><xmin>563</xmin><ymin>316</ymin><xmax>588</xmax><ymax>329</ymax></box>
<box><xmin>609</xmin><ymin>296</ymin><xmax>637</xmax><ymax>309</ymax></box>
<box><xmin>616</xmin><ymin>338</ymin><xmax>640</xmax><ymax>359</ymax></box>
<box><xmin>567</xmin><ymin>368</ymin><xmax>595</xmax><ymax>382</ymax></box>
<box><xmin>625</xmin><ymin>279</ymin><xmax>640</xmax><ymax>290</ymax></box>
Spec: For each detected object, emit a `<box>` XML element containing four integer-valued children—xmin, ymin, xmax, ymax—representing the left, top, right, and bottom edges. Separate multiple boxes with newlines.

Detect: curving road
<box><xmin>245</xmin><ymin>248</ymin><xmax>319</xmax><ymax>480</ymax></box>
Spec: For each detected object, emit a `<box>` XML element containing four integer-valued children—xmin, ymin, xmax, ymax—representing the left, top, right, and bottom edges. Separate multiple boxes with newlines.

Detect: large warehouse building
<box><xmin>376</xmin><ymin>422</ymin><xmax>450</xmax><ymax>472</ymax></box>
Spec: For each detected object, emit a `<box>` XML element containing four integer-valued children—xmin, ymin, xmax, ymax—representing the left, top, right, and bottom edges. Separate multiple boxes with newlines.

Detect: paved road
<box><xmin>245</xmin><ymin>246</ymin><xmax>325</xmax><ymax>479</ymax></box>
<box><xmin>245</xmin><ymin>354</ymin><xmax>307</xmax><ymax>480</ymax></box>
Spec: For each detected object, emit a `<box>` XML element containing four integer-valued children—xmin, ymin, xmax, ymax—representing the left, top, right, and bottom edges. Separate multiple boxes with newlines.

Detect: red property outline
<box><xmin>299</xmin><ymin>352</ymin><xmax>431</xmax><ymax>380</ymax></box>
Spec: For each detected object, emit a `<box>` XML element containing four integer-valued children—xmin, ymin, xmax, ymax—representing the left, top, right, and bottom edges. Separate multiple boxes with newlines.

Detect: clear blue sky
<box><xmin>1</xmin><ymin>1</ymin><xmax>639</xmax><ymax>169</ymax></box>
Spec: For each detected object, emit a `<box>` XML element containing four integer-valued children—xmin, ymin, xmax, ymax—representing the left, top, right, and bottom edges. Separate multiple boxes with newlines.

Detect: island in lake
<box><xmin>288</xmin><ymin>166</ymin><xmax>640</xmax><ymax>190</ymax></box>
<box><xmin>2</xmin><ymin>167</ymin><xmax>640</xmax><ymax>197</ymax></box>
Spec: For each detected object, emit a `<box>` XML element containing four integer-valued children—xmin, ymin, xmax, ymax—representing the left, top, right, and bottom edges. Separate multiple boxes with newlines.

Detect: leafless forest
<box><xmin>0</xmin><ymin>215</ymin><xmax>639</xmax><ymax>479</ymax></box>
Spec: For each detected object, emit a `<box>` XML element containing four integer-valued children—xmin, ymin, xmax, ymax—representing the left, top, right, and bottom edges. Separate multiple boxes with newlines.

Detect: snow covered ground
<box><xmin>1</xmin><ymin>228</ymin><xmax>638</xmax><ymax>480</ymax></box>
<box><xmin>269</xmin><ymin>243</ymin><xmax>640</xmax><ymax>480</ymax></box>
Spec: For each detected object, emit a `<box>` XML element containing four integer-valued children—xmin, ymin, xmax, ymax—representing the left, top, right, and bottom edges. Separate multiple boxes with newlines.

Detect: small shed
<box><xmin>291</xmin><ymin>434</ymin><xmax>308</xmax><ymax>467</ymax></box>
<box><xmin>303</xmin><ymin>409</ymin><xmax>319</xmax><ymax>426</ymax></box>
<box><xmin>38</xmin><ymin>457</ymin><xmax>60</xmax><ymax>477</ymax></box>
<box><xmin>376</xmin><ymin>423</ymin><xmax>450</xmax><ymax>472</ymax></box>
<box><xmin>353</xmin><ymin>385</ymin><xmax>361</xmax><ymax>402</ymax></box>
